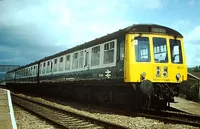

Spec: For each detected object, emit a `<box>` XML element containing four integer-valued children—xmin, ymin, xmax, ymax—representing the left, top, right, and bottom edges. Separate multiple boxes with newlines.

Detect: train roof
<box><xmin>7</xmin><ymin>24</ymin><xmax>183</xmax><ymax>73</ymax></box>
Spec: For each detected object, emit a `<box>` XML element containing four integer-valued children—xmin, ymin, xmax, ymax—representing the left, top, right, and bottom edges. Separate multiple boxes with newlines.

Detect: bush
<box><xmin>186</xmin><ymin>82</ymin><xmax>199</xmax><ymax>102</ymax></box>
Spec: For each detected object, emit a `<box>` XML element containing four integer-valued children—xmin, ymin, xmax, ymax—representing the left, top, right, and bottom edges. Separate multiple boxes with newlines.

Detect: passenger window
<box><xmin>53</xmin><ymin>59</ymin><xmax>57</xmax><ymax>72</ymax></box>
<box><xmin>42</xmin><ymin>62</ymin><xmax>46</xmax><ymax>74</ymax></box>
<box><xmin>29</xmin><ymin>68</ymin><xmax>31</xmax><ymax>76</ymax></box>
<box><xmin>104</xmin><ymin>41</ymin><xmax>115</xmax><ymax>64</ymax></box>
<box><xmin>65</xmin><ymin>55</ymin><xmax>71</xmax><ymax>70</ymax></box>
<box><xmin>85</xmin><ymin>51</ymin><xmax>89</xmax><ymax>67</ymax></box>
<box><xmin>59</xmin><ymin>57</ymin><xmax>64</xmax><ymax>71</ymax></box>
<box><xmin>79</xmin><ymin>51</ymin><xmax>84</xmax><ymax>68</ymax></box>
<box><xmin>54</xmin><ymin>59</ymin><xmax>57</xmax><ymax>64</ymax></box>
<box><xmin>91</xmin><ymin>46</ymin><xmax>100</xmax><ymax>66</ymax></box>
<box><xmin>40</xmin><ymin>64</ymin><xmax>42</xmax><ymax>74</ymax></box>
<box><xmin>72</xmin><ymin>53</ymin><xmax>78</xmax><ymax>69</ymax></box>
<box><xmin>25</xmin><ymin>69</ymin><xmax>27</xmax><ymax>76</ymax></box>
<box><xmin>46</xmin><ymin>62</ymin><xmax>49</xmax><ymax>73</ymax></box>
<box><xmin>135</xmin><ymin>37</ymin><xmax>150</xmax><ymax>62</ymax></box>
<box><xmin>60</xmin><ymin>57</ymin><xmax>63</xmax><ymax>62</ymax></box>
<box><xmin>35</xmin><ymin>66</ymin><xmax>37</xmax><ymax>75</ymax></box>
<box><xmin>30</xmin><ymin>67</ymin><xmax>32</xmax><ymax>76</ymax></box>
<box><xmin>29</xmin><ymin>67</ymin><xmax>32</xmax><ymax>76</ymax></box>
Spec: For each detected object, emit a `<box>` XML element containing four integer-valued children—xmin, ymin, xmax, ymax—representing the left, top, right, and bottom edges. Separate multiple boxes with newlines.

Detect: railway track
<box><xmin>11</xmin><ymin>94</ymin><xmax>129</xmax><ymax>129</ymax></box>
<box><xmin>137</xmin><ymin>109</ymin><xmax>200</xmax><ymax>127</ymax></box>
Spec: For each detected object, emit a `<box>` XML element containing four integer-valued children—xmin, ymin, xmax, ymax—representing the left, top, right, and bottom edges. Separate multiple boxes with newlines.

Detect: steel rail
<box><xmin>137</xmin><ymin>109</ymin><xmax>200</xmax><ymax>127</ymax></box>
<box><xmin>11</xmin><ymin>93</ymin><xmax>129</xmax><ymax>129</ymax></box>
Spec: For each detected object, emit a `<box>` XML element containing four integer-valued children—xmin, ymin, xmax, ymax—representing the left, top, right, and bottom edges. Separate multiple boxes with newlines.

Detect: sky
<box><xmin>0</xmin><ymin>0</ymin><xmax>199</xmax><ymax>67</ymax></box>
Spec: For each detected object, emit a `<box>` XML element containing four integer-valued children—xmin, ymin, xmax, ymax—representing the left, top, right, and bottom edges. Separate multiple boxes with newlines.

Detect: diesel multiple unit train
<box><xmin>5</xmin><ymin>24</ymin><xmax>187</xmax><ymax>109</ymax></box>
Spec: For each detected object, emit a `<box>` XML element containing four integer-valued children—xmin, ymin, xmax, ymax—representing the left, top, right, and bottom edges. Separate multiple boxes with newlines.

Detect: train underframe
<box><xmin>6</xmin><ymin>80</ymin><xmax>179</xmax><ymax>110</ymax></box>
<box><xmin>138</xmin><ymin>80</ymin><xmax>178</xmax><ymax>109</ymax></box>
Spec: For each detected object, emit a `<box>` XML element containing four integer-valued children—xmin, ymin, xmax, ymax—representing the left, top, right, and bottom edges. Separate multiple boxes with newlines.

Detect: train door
<box><xmin>152</xmin><ymin>36</ymin><xmax>169</xmax><ymax>81</ymax></box>
<box><xmin>117</xmin><ymin>38</ymin><xmax>125</xmax><ymax>78</ymax></box>
<box><xmin>84</xmin><ymin>49</ymin><xmax>90</xmax><ymax>70</ymax></box>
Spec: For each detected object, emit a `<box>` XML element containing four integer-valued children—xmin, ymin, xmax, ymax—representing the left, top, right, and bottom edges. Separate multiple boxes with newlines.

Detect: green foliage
<box><xmin>188</xmin><ymin>66</ymin><xmax>200</xmax><ymax>72</ymax></box>
<box><xmin>186</xmin><ymin>82</ymin><xmax>199</xmax><ymax>102</ymax></box>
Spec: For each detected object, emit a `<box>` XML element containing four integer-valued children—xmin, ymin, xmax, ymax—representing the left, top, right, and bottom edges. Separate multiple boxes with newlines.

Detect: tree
<box><xmin>193</xmin><ymin>66</ymin><xmax>199</xmax><ymax>72</ymax></box>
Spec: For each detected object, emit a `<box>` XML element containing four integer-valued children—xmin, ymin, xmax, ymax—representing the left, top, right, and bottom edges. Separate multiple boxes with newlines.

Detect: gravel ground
<box><xmin>13</xmin><ymin>104</ymin><xmax>61</xmax><ymax>129</ymax></box>
<box><xmin>14</xmin><ymin>94</ymin><xmax>198</xmax><ymax>129</ymax></box>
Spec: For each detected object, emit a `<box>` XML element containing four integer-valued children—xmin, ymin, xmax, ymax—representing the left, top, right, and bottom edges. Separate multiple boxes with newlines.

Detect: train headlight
<box><xmin>140</xmin><ymin>72</ymin><xmax>146</xmax><ymax>81</ymax></box>
<box><xmin>176</xmin><ymin>73</ymin><xmax>181</xmax><ymax>81</ymax></box>
<box><xmin>176</xmin><ymin>73</ymin><xmax>181</xmax><ymax>78</ymax></box>
<box><xmin>141</xmin><ymin>72</ymin><xmax>146</xmax><ymax>77</ymax></box>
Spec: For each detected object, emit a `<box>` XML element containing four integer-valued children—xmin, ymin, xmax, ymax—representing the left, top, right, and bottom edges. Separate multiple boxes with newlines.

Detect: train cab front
<box><xmin>124</xmin><ymin>26</ymin><xmax>187</xmax><ymax>109</ymax></box>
